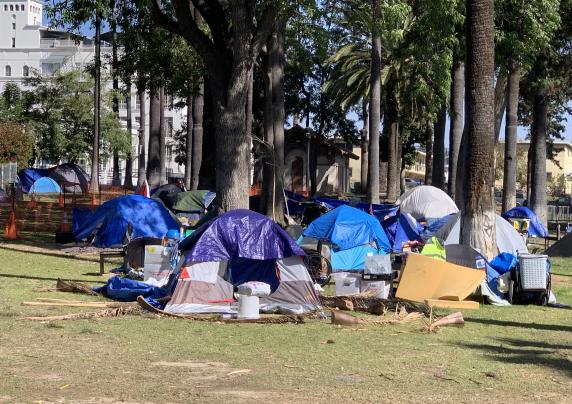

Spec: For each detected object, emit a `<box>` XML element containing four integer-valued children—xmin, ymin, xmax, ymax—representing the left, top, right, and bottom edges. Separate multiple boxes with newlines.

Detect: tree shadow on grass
<box><xmin>465</xmin><ymin>317</ymin><xmax>572</xmax><ymax>332</ymax></box>
<box><xmin>456</xmin><ymin>338</ymin><xmax>572</xmax><ymax>378</ymax></box>
<box><xmin>551</xmin><ymin>272</ymin><xmax>572</xmax><ymax>278</ymax></box>
<box><xmin>0</xmin><ymin>245</ymin><xmax>99</xmax><ymax>264</ymax></box>
<box><xmin>0</xmin><ymin>273</ymin><xmax>106</xmax><ymax>284</ymax></box>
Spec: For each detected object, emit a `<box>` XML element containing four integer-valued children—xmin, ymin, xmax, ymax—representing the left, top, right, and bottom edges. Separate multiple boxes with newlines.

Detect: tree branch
<box><xmin>149</xmin><ymin>0</ymin><xmax>181</xmax><ymax>36</ymax></box>
<box><xmin>251</xmin><ymin>5</ymin><xmax>279</xmax><ymax>60</ymax></box>
<box><xmin>190</xmin><ymin>0</ymin><xmax>229</xmax><ymax>49</ymax></box>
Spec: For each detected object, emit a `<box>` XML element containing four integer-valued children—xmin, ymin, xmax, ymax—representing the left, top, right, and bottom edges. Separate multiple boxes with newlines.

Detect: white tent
<box><xmin>434</xmin><ymin>213</ymin><xmax>528</xmax><ymax>256</ymax></box>
<box><xmin>397</xmin><ymin>186</ymin><xmax>459</xmax><ymax>221</ymax></box>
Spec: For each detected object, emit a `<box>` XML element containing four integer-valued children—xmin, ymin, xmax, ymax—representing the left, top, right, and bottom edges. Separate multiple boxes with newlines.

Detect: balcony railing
<box><xmin>40</xmin><ymin>39</ymin><xmax>111</xmax><ymax>49</ymax></box>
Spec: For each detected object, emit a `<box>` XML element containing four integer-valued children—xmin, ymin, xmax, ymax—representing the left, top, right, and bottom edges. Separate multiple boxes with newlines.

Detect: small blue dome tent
<box><xmin>17</xmin><ymin>168</ymin><xmax>49</xmax><ymax>193</ymax></box>
<box><xmin>502</xmin><ymin>206</ymin><xmax>548</xmax><ymax>238</ymax></box>
<box><xmin>300</xmin><ymin>205</ymin><xmax>391</xmax><ymax>271</ymax></box>
<box><xmin>74</xmin><ymin>195</ymin><xmax>180</xmax><ymax>248</ymax></box>
<box><xmin>380</xmin><ymin>211</ymin><xmax>424</xmax><ymax>252</ymax></box>
<box><xmin>29</xmin><ymin>177</ymin><xmax>62</xmax><ymax>194</ymax></box>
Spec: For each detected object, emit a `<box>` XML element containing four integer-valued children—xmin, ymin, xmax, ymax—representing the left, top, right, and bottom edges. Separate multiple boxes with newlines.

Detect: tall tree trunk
<box><xmin>191</xmin><ymin>8</ymin><xmax>204</xmax><ymax>191</ymax></box>
<box><xmin>147</xmin><ymin>85</ymin><xmax>161</xmax><ymax>187</ymax></box>
<box><xmin>111</xmin><ymin>0</ymin><xmax>121</xmax><ymax>187</ymax></box>
<box><xmin>360</xmin><ymin>99</ymin><xmax>369</xmax><ymax>194</ymax></box>
<box><xmin>494</xmin><ymin>73</ymin><xmax>507</xmax><ymax>143</ymax></box>
<box><xmin>270</xmin><ymin>20</ymin><xmax>286</xmax><ymax>224</ymax></box>
<box><xmin>460</xmin><ymin>0</ymin><xmax>496</xmax><ymax>259</ymax></box>
<box><xmin>124</xmin><ymin>82</ymin><xmax>134</xmax><ymax>188</ymax></box>
<box><xmin>137</xmin><ymin>87</ymin><xmax>146</xmax><ymax>186</ymax></box>
<box><xmin>184</xmin><ymin>89</ymin><xmax>193</xmax><ymax>189</ymax></box>
<box><xmin>432</xmin><ymin>107</ymin><xmax>446</xmax><ymax>189</ymax></box>
<box><xmin>448</xmin><ymin>60</ymin><xmax>464</xmax><ymax>200</ymax></box>
<box><xmin>159</xmin><ymin>87</ymin><xmax>167</xmax><ymax>185</ymax></box>
<box><xmin>527</xmin><ymin>143</ymin><xmax>533</xmax><ymax>204</ymax></box>
<box><xmin>261</xmin><ymin>46</ymin><xmax>274</xmax><ymax>215</ymax></box>
<box><xmin>501</xmin><ymin>62</ymin><xmax>520</xmax><ymax>212</ymax></box>
<box><xmin>386</xmin><ymin>88</ymin><xmax>399</xmax><ymax>202</ymax></box>
<box><xmin>367</xmin><ymin>0</ymin><xmax>381</xmax><ymax>204</ymax></box>
<box><xmin>424</xmin><ymin>123</ymin><xmax>433</xmax><ymax>185</ymax></box>
<box><xmin>529</xmin><ymin>89</ymin><xmax>548</xmax><ymax>227</ymax></box>
<box><xmin>89</xmin><ymin>11</ymin><xmax>102</xmax><ymax>194</ymax></box>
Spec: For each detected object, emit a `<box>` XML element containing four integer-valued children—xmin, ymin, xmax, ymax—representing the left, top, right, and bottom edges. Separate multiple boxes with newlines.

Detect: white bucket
<box><xmin>237</xmin><ymin>294</ymin><xmax>260</xmax><ymax>319</ymax></box>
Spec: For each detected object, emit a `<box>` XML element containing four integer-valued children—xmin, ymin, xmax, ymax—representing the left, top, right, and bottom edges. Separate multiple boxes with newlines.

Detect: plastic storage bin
<box><xmin>335</xmin><ymin>273</ymin><xmax>361</xmax><ymax>296</ymax></box>
<box><xmin>518</xmin><ymin>253</ymin><xmax>548</xmax><ymax>290</ymax></box>
<box><xmin>364</xmin><ymin>254</ymin><xmax>392</xmax><ymax>275</ymax></box>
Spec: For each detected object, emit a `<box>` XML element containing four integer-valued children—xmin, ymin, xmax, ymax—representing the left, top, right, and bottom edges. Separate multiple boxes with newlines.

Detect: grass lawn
<box><xmin>0</xmin><ymin>239</ymin><xmax>571</xmax><ymax>403</ymax></box>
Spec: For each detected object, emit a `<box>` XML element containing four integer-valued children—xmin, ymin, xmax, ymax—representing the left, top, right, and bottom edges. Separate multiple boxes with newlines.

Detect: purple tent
<box><xmin>179</xmin><ymin>209</ymin><xmax>305</xmax><ymax>263</ymax></box>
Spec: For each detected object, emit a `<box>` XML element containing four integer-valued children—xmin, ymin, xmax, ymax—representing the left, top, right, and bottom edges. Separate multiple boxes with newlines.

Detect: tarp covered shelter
<box><xmin>545</xmin><ymin>232</ymin><xmax>572</xmax><ymax>257</ymax></box>
<box><xmin>502</xmin><ymin>206</ymin><xmax>548</xmax><ymax>238</ymax></box>
<box><xmin>397</xmin><ymin>185</ymin><xmax>459</xmax><ymax>221</ymax></box>
<box><xmin>301</xmin><ymin>205</ymin><xmax>391</xmax><ymax>271</ymax></box>
<box><xmin>48</xmin><ymin>163</ymin><xmax>89</xmax><ymax>194</ymax></box>
<box><xmin>381</xmin><ymin>211</ymin><xmax>424</xmax><ymax>252</ymax></box>
<box><xmin>167</xmin><ymin>190</ymin><xmax>216</xmax><ymax>213</ymax></box>
<box><xmin>74</xmin><ymin>195</ymin><xmax>180</xmax><ymax>248</ymax></box>
<box><xmin>17</xmin><ymin>168</ymin><xmax>49</xmax><ymax>193</ymax></box>
<box><xmin>29</xmin><ymin>177</ymin><xmax>62</xmax><ymax>194</ymax></box>
<box><xmin>165</xmin><ymin>209</ymin><xmax>321</xmax><ymax>315</ymax></box>
<box><xmin>433</xmin><ymin>212</ymin><xmax>528</xmax><ymax>256</ymax></box>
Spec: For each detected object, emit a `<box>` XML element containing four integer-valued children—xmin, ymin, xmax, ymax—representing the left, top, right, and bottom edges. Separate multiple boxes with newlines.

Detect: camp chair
<box><xmin>301</xmin><ymin>238</ymin><xmax>333</xmax><ymax>286</ymax></box>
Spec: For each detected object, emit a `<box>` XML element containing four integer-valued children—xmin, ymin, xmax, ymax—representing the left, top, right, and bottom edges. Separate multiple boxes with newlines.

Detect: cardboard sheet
<box><xmin>424</xmin><ymin>299</ymin><xmax>480</xmax><ymax>310</ymax></box>
<box><xmin>396</xmin><ymin>253</ymin><xmax>485</xmax><ymax>303</ymax></box>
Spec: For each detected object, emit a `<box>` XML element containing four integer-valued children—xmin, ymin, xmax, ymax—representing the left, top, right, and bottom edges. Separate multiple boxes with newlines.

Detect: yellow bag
<box><xmin>421</xmin><ymin>236</ymin><xmax>446</xmax><ymax>261</ymax></box>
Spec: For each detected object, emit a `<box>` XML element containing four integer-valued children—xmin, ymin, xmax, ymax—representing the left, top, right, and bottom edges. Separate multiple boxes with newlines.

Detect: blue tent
<box><xmin>18</xmin><ymin>168</ymin><xmax>49</xmax><ymax>193</ymax></box>
<box><xmin>301</xmin><ymin>205</ymin><xmax>391</xmax><ymax>271</ymax></box>
<box><xmin>29</xmin><ymin>177</ymin><xmax>62</xmax><ymax>194</ymax></box>
<box><xmin>502</xmin><ymin>206</ymin><xmax>548</xmax><ymax>238</ymax></box>
<box><xmin>381</xmin><ymin>211</ymin><xmax>424</xmax><ymax>252</ymax></box>
<box><xmin>74</xmin><ymin>195</ymin><xmax>180</xmax><ymax>248</ymax></box>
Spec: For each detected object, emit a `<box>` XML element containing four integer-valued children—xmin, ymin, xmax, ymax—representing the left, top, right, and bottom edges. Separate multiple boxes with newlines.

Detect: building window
<box><xmin>11</xmin><ymin>38</ymin><xmax>15</xmax><ymax>48</ymax></box>
<box><xmin>12</xmin><ymin>22</ymin><xmax>16</xmax><ymax>30</ymax></box>
<box><xmin>135</xmin><ymin>95</ymin><xmax>141</xmax><ymax>109</ymax></box>
<box><xmin>165</xmin><ymin>117</ymin><xmax>173</xmax><ymax>137</ymax></box>
<box><xmin>166</xmin><ymin>145</ymin><xmax>173</xmax><ymax>160</ymax></box>
<box><xmin>23</xmin><ymin>65</ymin><xmax>29</xmax><ymax>77</ymax></box>
<box><xmin>118</xmin><ymin>97</ymin><xmax>127</xmax><ymax>110</ymax></box>
<box><xmin>41</xmin><ymin>62</ymin><xmax>60</xmax><ymax>76</ymax></box>
<box><xmin>15</xmin><ymin>5</ymin><xmax>19</xmax><ymax>11</ymax></box>
<box><xmin>5</xmin><ymin>66</ymin><xmax>11</xmax><ymax>77</ymax></box>
<box><xmin>10</xmin><ymin>5</ymin><xmax>13</xmax><ymax>11</ymax></box>
<box><xmin>4</xmin><ymin>5</ymin><xmax>7</xmax><ymax>11</ymax></box>
<box><xmin>20</xmin><ymin>4</ymin><xmax>24</xmax><ymax>10</ymax></box>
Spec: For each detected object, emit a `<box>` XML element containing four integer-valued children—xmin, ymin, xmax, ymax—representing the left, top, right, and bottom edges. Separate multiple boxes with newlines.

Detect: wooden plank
<box><xmin>424</xmin><ymin>299</ymin><xmax>480</xmax><ymax>310</ymax></box>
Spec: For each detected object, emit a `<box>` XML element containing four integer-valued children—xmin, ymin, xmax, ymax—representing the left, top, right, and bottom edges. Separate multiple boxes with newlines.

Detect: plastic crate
<box><xmin>518</xmin><ymin>254</ymin><xmax>548</xmax><ymax>291</ymax></box>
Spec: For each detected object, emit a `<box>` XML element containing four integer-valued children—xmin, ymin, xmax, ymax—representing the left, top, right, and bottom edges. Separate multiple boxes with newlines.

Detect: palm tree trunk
<box><xmin>124</xmin><ymin>82</ymin><xmax>134</xmax><ymax>188</ymax></box>
<box><xmin>191</xmin><ymin>8</ymin><xmax>204</xmax><ymax>191</ymax></box>
<box><xmin>111</xmin><ymin>1</ymin><xmax>121</xmax><ymax>187</ymax></box>
<box><xmin>460</xmin><ymin>0</ymin><xmax>496</xmax><ymax>259</ymax></box>
<box><xmin>360</xmin><ymin>99</ymin><xmax>369</xmax><ymax>194</ymax></box>
<box><xmin>386</xmin><ymin>87</ymin><xmax>399</xmax><ymax>202</ymax></box>
<box><xmin>432</xmin><ymin>107</ymin><xmax>446</xmax><ymax>189</ymax></box>
<box><xmin>147</xmin><ymin>85</ymin><xmax>161</xmax><ymax>187</ymax></box>
<box><xmin>529</xmin><ymin>89</ymin><xmax>548</xmax><ymax>227</ymax></box>
<box><xmin>367</xmin><ymin>0</ymin><xmax>381</xmax><ymax>204</ymax></box>
<box><xmin>494</xmin><ymin>73</ymin><xmax>507</xmax><ymax>143</ymax></box>
<box><xmin>137</xmin><ymin>87</ymin><xmax>146</xmax><ymax>186</ymax></box>
<box><xmin>159</xmin><ymin>87</ymin><xmax>167</xmax><ymax>185</ymax></box>
<box><xmin>448</xmin><ymin>60</ymin><xmax>464</xmax><ymax>200</ymax></box>
<box><xmin>184</xmin><ymin>90</ymin><xmax>193</xmax><ymax>189</ymax></box>
<box><xmin>501</xmin><ymin>62</ymin><xmax>520</xmax><ymax>212</ymax></box>
<box><xmin>262</xmin><ymin>44</ymin><xmax>274</xmax><ymax>215</ymax></box>
<box><xmin>424</xmin><ymin>123</ymin><xmax>433</xmax><ymax>185</ymax></box>
<box><xmin>89</xmin><ymin>10</ymin><xmax>102</xmax><ymax>194</ymax></box>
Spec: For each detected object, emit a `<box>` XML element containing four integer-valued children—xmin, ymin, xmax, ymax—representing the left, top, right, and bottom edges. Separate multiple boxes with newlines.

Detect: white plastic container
<box><xmin>237</xmin><ymin>295</ymin><xmax>260</xmax><ymax>319</ymax></box>
<box><xmin>335</xmin><ymin>273</ymin><xmax>361</xmax><ymax>296</ymax></box>
<box><xmin>360</xmin><ymin>279</ymin><xmax>390</xmax><ymax>299</ymax></box>
<box><xmin>364</xmin><ymin>254</ymin><xmax>392</xmax><ymax>275</ymax></box>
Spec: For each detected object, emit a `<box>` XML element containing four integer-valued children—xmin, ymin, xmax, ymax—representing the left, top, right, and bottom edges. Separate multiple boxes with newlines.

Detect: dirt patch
<box><xmin>152</xmin><ymin>361</ymin><xmax>229</xmax><ymax>369</ymax></box>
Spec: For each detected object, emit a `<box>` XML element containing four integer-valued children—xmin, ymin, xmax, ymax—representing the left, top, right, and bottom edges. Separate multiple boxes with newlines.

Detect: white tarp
<box><xmin>434</xmin><ymin>213</ymin><xmax>529</xmax><ymax>256</ymax></box>
<box><xmin>397</xmin><ymin>186</ymin><xmax>459</xmax><ymax>220</ymax></box>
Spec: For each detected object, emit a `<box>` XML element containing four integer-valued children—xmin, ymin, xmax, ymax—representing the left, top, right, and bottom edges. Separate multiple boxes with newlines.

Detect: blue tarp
<box><xmin>381</xmin><ymin>212</ymin><xmax>424</xmax><ymax>252</ymax></box>
<box><xmin>330</xmin><ymin>244</ymin><xmax>380</xmax><ymax>271</ymax></box>
<box><xmin>17</xmin><ymin>168</ymin><xmax>49</xmax><ymax>193</ymax></box>
<box><xmin>302</xmin><ymin>205</ymin><xmax>391</xmax><ymax>252</ymax></box>
<box><xmin>72</xmin><ymin>208</ymin><xmax>94</xmax><ymax>234</ymax></box>
<box><xmin>74</xmin><ymin>195</ymin><xmax>180</xmax><ymax>248</ymax></box>
<box><xmin>93</xmin><ymin>276</ymin><xmax>169</xmax><ymax>302</ymax></box>
<box><xmin>29</xmin><ymin>177</ymin><xmax>62</xmax><ymax>194</ymax></box>
<box><xmin>502</xmin><ymin>206</ymin><xmax>548</xmax><ymax>238</ymax></box>
<box><xmin>179</xmin><ymin>209</ymin><xmax>305</xmax><ymax>263</ymax></box>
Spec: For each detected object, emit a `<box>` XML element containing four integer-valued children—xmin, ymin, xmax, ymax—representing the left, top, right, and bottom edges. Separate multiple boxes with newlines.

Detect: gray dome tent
<box><xmin>434</xmin><ymin>213</ymin><xmax>528</xmax><ymax>256</ymax></box>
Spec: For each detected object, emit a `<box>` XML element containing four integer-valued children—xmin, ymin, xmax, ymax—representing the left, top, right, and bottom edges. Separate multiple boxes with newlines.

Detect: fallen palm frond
<box><xmin>22</xmin><ymin>300</ymin><xmax>135</xmax><ymax>309</ymax></box>
<box><xmin>423</xmin><ymin>311</ymin><xmax>465</xmax><ymax>333</ymax></box>
<box><xmin>320</xmin><ymin>292</ymin><xmax>430</xmax><ymax>316</ymax></box>
<box><xmin>56</xmin><ymin>279</ymin><xmax>99</xmax><ymax>296</ymax></box>
<box><xmin>22</xmin><ymin>305</ymin><xmax>142</xmax><ymax>321</ymax></box>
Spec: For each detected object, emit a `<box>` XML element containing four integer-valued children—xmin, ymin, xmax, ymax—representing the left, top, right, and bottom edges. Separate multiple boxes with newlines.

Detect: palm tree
<box><xmin>448</xmin><ymin>59</ymin><xmax>464</xmax><ymax>200</ymax></box>
<box><xmin>459</xmin><ymin>0</ymin><xmax>496</xmax><ymax>259</ymax></box>
<box><xmin>368</xmin><ymin>0</ymin><xmax>382</xmax><ymax>204</ymax></box>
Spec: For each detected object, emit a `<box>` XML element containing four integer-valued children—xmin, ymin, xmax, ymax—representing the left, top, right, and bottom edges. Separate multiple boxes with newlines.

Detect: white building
<box><xmin>0</xmin><ymin>0</ymin><xmax>186</xmax><ymax>185</ymax></box>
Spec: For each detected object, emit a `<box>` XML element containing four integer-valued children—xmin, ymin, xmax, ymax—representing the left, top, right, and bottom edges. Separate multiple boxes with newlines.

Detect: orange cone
<box><xmin>4</xmin><ymin>210</ymin><xmax>18</xmax><ymax>240</ymax></box>
<box><xmin>28</xmin><ymin>195</ymin><xmax>37</xmax><ymax>209</ymax></box>
<box><xmin>58</xmin><ymin>192</ymin><xmax>65</xmax><ymax>208</ymax></box>
<box><xmin>91</xmin><ymin>193</ymin><xmax>98</xmax><ymax>207</ymax></box>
